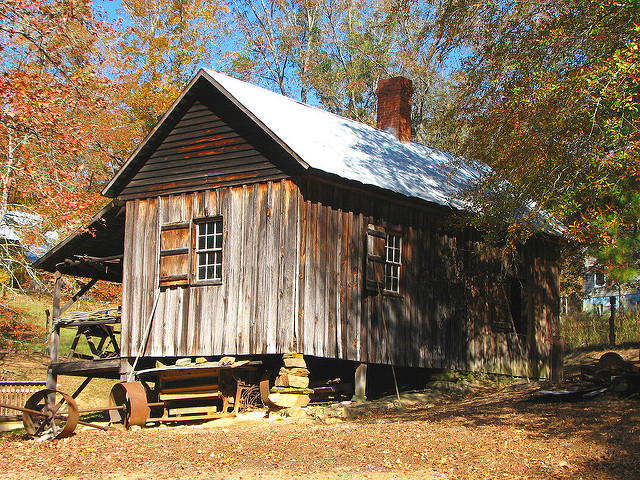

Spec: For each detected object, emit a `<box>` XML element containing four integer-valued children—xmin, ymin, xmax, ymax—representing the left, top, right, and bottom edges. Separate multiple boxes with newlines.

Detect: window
<box><xmin>384</xmin><ymin>233</ymin><xmax>402</xmax><ymax>293</ymax></box>
<box><xmin>594</xmin><ymin>270</ymin><xmax>605</xmax><ymax>288</ymax></box>
<box><xmin>366</xmin><ymin>225</ymin><xmax>403</xmax><ymax>294</ymax></box>
<box><xmin>195</xmin><ymin>219</ymin><xmax>223</xmax><ymax>281</ymax></box>
<box><xmin>158</xmin><ymin>217</ymin><xmax>223</xmax><ymax>287</ymax></box>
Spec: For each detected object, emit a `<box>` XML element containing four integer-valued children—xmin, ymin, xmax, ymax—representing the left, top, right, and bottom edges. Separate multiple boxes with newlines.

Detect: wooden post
<box><xmin>120</xmin><ymin>358</ymin><xmax>133</xmax><ymax>382</ymax></box>
<box><xmin>550</xmin><ymin>335</ymin><xmax>564</xmax><ymax>383</ymax></box>
<box><xmin>353</xmin><ymin>363</ymin><xmax>367</xmax><ymax>402</ymax></box>
<box><xmin>609</xmin><ymin>295</ymin><xmax>617</xmax><ymax>347</ymax></box>
<box><xmin>44</xmin><ymin>309</ymin><xmax>50</xmax><ymax>356</ymax></box>
<box><xmin>46</xmin><ymin>272</ymin><xmax>63</xmax><ymax>400</ymax></box>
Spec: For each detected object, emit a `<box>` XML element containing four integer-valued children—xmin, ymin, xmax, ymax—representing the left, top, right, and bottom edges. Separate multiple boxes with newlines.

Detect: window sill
<box><xmin>192</xmin><ymin>280</ymin><xmax>223</xmax><ymax>287</ymax></box>
<box><xmin>382</xmin><ymin>290</ymin><xmax>403</xmax><ymax>299</ymax></box>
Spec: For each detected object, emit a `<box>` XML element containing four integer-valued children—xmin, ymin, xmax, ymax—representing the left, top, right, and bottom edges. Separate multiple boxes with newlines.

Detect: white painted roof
<box><xmin>206</xmin><ymin>70</ymin><xmax>483</xmax><ymax>209</ymax></box>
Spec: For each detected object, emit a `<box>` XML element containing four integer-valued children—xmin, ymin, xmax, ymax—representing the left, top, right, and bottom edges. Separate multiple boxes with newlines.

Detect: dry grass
<box><xmin>561</xmin><ymin>308</ymin><xmax>640</xmax><ymax>351</ymax></box>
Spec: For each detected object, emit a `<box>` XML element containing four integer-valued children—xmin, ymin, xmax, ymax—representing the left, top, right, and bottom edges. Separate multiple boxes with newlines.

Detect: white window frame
<box><xmin>384</xmin><ymin>232</ymin><xmax>402</xmax><ymax>293</ymax></box>
<box><xmin>194</xmin><ymin>218</ymin><xmax>223</xmax><ymax>284</ymax></box>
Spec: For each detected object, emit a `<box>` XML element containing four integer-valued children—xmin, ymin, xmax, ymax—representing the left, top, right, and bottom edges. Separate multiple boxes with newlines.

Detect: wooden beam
<box><xmin>46</xmin><ymin>271</ymin><xmax>63</xmax><ymax>405</ymax></box>
<box><xmin>58</xmin><ymin>278</ymin><xmax>98</xmax><ymax>317</ymax></box>
<box><xmin>49</xmin><ymin>358</ymin><xmax>121</xmax><ymax>377</ymax></box>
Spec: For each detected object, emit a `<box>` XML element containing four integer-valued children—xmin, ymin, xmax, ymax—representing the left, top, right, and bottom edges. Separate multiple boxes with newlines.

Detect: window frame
<box><xmin>191</xmin><ymin>216</ymin><xmax>224</xmax><ymax>286</ymax></box>
<box><xmin>366</xmin><ymin>224</ymin><xmax>404</xmax><ymax>297</ymax></box>
<box><xmin>594</xmin><ymin>270</ymin><xmax>605</xmax><ymax>288</ymax></box>
<box><xmin>383</xmin><ymin>232</ymin><xmax>402</xmax><ymax>294</ymax></box>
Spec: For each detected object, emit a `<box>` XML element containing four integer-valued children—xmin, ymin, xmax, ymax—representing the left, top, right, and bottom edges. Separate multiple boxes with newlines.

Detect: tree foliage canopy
<box><xmin>436</xmin><ymin>0</ymin><xmax>640</xmax><ymax>282</ymax></box>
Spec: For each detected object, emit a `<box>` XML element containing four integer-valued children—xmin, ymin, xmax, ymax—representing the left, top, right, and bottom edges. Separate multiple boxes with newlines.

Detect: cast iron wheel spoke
<box><xmin>23</xmin><ymin>389</ymin><xmax>79</xmax><ymax>440</ymax></box>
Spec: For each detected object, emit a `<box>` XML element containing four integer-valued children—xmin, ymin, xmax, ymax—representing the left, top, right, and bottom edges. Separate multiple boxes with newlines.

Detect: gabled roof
<box><xmin>104</xmin><ymin>69</ymin><xmax>483</xmax><ymax>209</ymax></box>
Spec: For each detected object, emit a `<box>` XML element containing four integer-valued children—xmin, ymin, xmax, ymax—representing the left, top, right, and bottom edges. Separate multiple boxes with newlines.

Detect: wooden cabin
<box><xmin>34</xmin><ymin>71</ymin><xmax>561</xmax><ymax>393</ymax></box>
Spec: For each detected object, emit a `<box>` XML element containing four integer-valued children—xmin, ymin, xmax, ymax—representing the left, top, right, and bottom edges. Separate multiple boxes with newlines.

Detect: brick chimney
<box><xmin>376</xmin><ymin>76</ymin><xmax>413</xmax><ymax>143</ymax></box>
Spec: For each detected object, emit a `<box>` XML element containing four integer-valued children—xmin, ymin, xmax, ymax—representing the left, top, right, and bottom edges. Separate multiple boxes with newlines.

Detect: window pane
<box><xmin>384</xmin><ymin>233</ymin><xmax>401</xmax><ymax>293</ymax></box>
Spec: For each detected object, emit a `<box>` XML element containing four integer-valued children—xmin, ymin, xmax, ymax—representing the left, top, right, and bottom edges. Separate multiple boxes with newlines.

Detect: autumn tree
<box><xmin>0</xmin><ymin>0</ymin><xmax>123</xmax><ymax>289</ymax></box>
<box><xmin>226</xmin><ymin>0</ymin><xmax>450</xmax><ymax>130</ymax></box>
<box><xmin>434</xmin><ymin>0</ymin><xmax>640</xmax><ymax>284</ymax></box>
<box><xmin>117</xmin><ymin>0</ymin><xmax>227</xmax><ymax>133</ymax></box>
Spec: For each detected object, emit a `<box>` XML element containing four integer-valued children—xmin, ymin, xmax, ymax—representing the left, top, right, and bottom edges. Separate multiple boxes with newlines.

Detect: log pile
<box><xmin>581</xmin><ymin>352</ymin><xmax>640</xmax><ymax>395</ymax></box>
<box><xmin>268</xmin><ymin>354</ymin><xmax>313</xmax><ymax>408</ymax></box>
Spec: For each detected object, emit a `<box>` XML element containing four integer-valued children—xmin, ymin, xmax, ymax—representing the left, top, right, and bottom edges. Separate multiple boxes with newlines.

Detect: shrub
<box><xmin>0</xmin><ymin>303</ymin><xmax>44</xmax><ymax>352</ymax></box>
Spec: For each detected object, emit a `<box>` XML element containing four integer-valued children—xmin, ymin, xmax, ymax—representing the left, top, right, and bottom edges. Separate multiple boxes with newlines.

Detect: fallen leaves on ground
<box><xmin>0</xmin><ymin>383</ymin><xmax>638</xmax><ymax>480</ymax></box>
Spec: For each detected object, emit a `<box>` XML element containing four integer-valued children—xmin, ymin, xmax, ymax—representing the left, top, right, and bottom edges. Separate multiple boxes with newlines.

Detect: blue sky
<box><xmin>93</xmin><ymin>0</ymin><xmax>127</xmax><ymax>26</ymax></box>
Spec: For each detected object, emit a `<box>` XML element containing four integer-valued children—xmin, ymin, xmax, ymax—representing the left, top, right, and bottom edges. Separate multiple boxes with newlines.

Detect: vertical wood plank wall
<box><xmin>122</xmin><ymin>180</ymin><xmax>300</xmax><ymax>359</ymax></box>
<box><xmin>121</xmin><ymin>178</ymin><xmax>560</xmax><ymax>377</ymax></box>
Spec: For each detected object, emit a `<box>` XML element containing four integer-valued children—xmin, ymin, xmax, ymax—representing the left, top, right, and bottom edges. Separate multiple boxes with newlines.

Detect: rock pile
<box><xmin>268</xmin><ymin>353</ymin><xmax>313</xmax><ymax>408</ymax></box>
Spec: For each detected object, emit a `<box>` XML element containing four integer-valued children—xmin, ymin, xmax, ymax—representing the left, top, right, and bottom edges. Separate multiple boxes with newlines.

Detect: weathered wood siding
<box><xmin>293</xmin><ymin>179</ymin><xmax>559</xmax><ymax>376</ymax></box>
<box><xmin>119</xmin><ymin>101</ymin><xmax>288</xmax><ymax>199</ymax></box>
<box><xmin>121</xmin><ymin>180</ymin><xmax>300</xmax><ymax>358</ymax></box>
<box><xmin>121</xmin><ymin>177</ymin><xmax>559</xmax><ymax>377</ymax></box>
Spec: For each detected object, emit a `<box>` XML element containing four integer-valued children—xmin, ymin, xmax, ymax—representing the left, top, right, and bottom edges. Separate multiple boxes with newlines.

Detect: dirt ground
<box><xmin>0</xmin><ymin>350</ymin><xmax>639</xmax><ymax>479</ymax></box>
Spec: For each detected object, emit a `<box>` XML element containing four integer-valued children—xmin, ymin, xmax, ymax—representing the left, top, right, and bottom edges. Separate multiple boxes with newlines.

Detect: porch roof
<box><xmin>31</xmin><ymin>200</ymin><xmax>125</xmax><ymax>282</ymax></box>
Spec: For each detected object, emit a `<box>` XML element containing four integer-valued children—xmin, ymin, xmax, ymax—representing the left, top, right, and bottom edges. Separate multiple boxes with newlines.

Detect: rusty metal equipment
<box><xmin>0</xmin><ymin>389</ymin><xmax>80</xmax><ymax>440</ymax></box>
<box><xmin>134</xmin><ymin>360</ymin><xmax>264</xmax><ymax>424</ymax></box>
<box><xmin>0</xmin><ymin>361</ymin><xmax>268</xmax><ymax>440</ymax></box>
<box><xmin>108</xmin><ymin>381</ymin><xmax>153</xmax><ymax>428</ymax></box>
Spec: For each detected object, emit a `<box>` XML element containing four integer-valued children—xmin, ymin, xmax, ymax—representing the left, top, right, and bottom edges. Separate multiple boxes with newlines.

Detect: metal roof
<box><xmin>104</xmin><ymin>69</ymin><xmax>484</xmax><ymax>209</ymax></box>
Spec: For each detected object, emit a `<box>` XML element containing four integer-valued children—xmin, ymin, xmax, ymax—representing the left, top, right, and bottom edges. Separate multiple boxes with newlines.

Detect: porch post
<box><xmin>46</xmin><ymin>271</ymin><xmax>62</xmax><ymax>397</ymax></box>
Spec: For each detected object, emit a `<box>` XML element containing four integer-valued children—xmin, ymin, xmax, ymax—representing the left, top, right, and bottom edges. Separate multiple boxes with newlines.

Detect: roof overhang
<box><xmin>32</xmin><ymin>200</ymin><xmax>126</xmax><ymax>282</ymax></box>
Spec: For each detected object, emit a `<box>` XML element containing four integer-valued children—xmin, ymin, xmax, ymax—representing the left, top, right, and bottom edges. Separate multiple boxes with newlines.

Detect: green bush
<box><xmin>561</xmin><ymin>308</ymin><xmax>640</xmax><ymax>350</ymax></box>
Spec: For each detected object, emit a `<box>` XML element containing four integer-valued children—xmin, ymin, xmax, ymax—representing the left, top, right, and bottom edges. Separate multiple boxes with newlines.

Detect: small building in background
<box><xmin>582</xmin><ymin>257</ymin><xmax>640</xmax><ymax>313</ymax></box>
